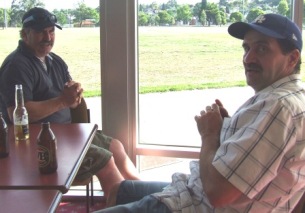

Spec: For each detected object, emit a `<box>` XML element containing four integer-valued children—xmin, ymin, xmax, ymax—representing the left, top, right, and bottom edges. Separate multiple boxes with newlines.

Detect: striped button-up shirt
<box><xmin>153</xmin><ymin>74</ymin><xmax>305</xmax><ymax>213</ymax></box>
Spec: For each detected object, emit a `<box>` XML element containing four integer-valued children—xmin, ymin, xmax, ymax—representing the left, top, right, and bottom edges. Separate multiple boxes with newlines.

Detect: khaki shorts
<box><xmin>75</xmin><ymin>130</ymin><xmax>113</xmax><ymax>181</ymax></box>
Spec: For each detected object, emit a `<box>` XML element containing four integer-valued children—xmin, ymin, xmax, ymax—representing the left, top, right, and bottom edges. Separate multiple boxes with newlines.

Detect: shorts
<box><xmin>75</xmin><ymin>130</ymin><xmax>113</xmax><ymax>181</ymax></box>
<box><xmin>95</xmin><ymin>180</ymin><xmax>171</xmax><ymax>213</ymax></box>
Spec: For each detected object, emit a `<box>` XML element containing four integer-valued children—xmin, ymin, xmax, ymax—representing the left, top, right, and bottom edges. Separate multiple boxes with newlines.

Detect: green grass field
<box><xmin>0</xmin><ymin>27</ymin><xmax>304</xmax><ymax>97</ymax></box>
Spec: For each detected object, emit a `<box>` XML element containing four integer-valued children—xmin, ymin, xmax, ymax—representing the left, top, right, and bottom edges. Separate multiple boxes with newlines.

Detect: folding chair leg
<box><xmin>86</xmin><ymin>183</ymin><xmax>89</xmax><ymax>213</ymax></box>
<box><xmin>90</xmin><ymin>176</ymin><xmax>94</xmax><ymax>206</ymax></box>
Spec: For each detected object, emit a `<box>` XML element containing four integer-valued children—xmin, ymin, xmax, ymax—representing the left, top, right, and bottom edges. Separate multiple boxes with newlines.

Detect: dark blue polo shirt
<box><xmin>0</xmin><ymin>40</ymin><xmax>72</xmax><ymax>124</ymax></box>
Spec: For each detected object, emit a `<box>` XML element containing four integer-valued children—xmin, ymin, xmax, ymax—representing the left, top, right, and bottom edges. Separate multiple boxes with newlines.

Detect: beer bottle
<box><xmin>0</xmin><ymin>112</ymin><xmax>9</xmax><ymax>158</ymax></box>
<box><xmin>37</xmin><ymin>122</ymin><xmax>58</xmax><ymax>174</ymax></box>
<box><xmin>13</xmin><ymin>84</ymin><xmax>29</xmax><ymax>141</ymax></box>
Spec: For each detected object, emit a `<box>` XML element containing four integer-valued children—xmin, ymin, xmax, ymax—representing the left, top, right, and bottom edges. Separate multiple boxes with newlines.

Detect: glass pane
<box><xmin>139</xmin><ymin>156</ymin><xmax>195</xmax><ymax>181</ymax></box>
<box><xmin>53</xmin><ymin>27</ymin><xmax>101</xmax><ymax>127</ymax></box>
<box><xmin>0</xmin><ymin>2</ymin><xmax>101</xmax><ymax>129</ymax></box>
<box><xmin>138</xmin><ymin>0</ymin><xmax>298</xmax><ymax>148</ymax></box>
<box><xmin>45</xmin><ymin>0</ymin><xmax>102</xmax><ymax>128</ymax></box>
<box><xmin>138</xmin><ymin>0</ymin><xmax>243</xmax><ymax>147</ymax></box>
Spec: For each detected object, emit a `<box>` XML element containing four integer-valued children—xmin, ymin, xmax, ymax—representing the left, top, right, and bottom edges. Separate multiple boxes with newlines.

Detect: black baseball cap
<box><xmin>228</xmin><ymin>13</ymin><xmax>302</xmax><ymax>52</ymax></box>
<box><xmin>22</xmin><ymin>7</ymin><xmax>62</xmax><ymax>31</ymax></box>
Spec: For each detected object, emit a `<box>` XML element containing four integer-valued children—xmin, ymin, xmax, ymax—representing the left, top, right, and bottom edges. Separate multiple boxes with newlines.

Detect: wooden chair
<box><xmin>70</xmin><ymin>97</ymin><xmax>94</xmax><ymax>212</ymax></box>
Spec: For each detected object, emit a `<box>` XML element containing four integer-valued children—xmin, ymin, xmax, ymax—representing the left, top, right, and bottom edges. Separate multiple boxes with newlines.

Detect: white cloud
<box><xmin>44</xmin><ymin>0</ymin><xmax>99</xmax><ymax>11</ymax></box>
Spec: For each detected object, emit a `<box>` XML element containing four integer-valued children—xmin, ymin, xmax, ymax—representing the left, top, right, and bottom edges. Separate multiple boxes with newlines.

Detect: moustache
<box><xmin>244</xmin><ymin>63</ymin><xmax>262</xmax><ymax>72</ymax></box>
<box><xmin>40</xmin><ymin>41</ymin><xmax>53</xmax><ymax>46</ymax></box>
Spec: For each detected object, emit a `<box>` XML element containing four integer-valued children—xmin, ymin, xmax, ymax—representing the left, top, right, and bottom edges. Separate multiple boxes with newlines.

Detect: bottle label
<box><xmin>37</xmin><ymin>145</ymin><xmax>51</xmax><ymax>167</ymax></box>
<box><xmin>14</xmin><ymin>116</ymin><xmax>29</xmax><ymax>125</ymax></box>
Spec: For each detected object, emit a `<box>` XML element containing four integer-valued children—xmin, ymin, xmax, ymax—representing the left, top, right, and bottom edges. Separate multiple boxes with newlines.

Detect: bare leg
<box><xmin>95</xmin><ymin>156</ymin><xmax>124</xmax><ymax>198</ymax></box>
<box><xmin>109</xmin><ymin>139</ymin><xmax>140</xmax><ymax>180</ymax></box>
<box><xmin>106</xmin><ymin>182</ymin><xmax>121</xmax><ymax>207</ymax></box>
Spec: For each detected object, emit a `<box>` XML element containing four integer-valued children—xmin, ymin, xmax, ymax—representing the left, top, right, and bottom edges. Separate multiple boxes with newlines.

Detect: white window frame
<box><xmin>100</xmin><ymin>0</ymin><xmax>303</xmax><ymax>166</ymax></box>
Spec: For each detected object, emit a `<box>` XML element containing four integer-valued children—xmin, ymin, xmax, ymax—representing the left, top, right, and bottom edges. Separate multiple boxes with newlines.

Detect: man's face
<box><xmin>242</xmin><ymin>30</ymin><xmax>298</xmax><ymax>93</ymax></box>
<box><xmin>23</xmin><ymin>26</ymin><xmax>55</xmax><ymax>58</ymax></box>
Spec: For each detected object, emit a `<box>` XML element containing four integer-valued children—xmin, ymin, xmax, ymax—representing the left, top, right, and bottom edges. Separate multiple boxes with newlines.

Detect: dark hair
<box><xmin>277</xmin><ymin>38</ymin><xmax>301</xmax><ymax>73</ymax></box>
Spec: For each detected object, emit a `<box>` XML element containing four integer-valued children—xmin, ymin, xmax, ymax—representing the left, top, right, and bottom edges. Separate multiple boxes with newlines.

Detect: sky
<box><xmin>43</xmin><ymin>0</ymin><xmax>219</xmax><ymax>11</ymax></box>
<box><xmin>0</xmin><ymin>0</ymin><xmax>219</xmax><ymax>10</ymax></box>
<box><xmin>44</xmin><ymin>0</ymin><xmax>98</xmax><ymax>11</ymax></box>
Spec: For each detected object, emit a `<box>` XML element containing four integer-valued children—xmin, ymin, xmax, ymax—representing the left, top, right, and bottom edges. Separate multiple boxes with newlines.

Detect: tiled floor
<box><xmin>57</xmin><ymin>197</ymin><xmax>106</xmax><ymax>213</ymax></box>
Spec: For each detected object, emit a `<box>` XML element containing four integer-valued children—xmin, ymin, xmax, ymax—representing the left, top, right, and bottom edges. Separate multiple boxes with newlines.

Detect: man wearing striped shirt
<box><xmin>97</xmin><ymin>13</ymin><xmax>305</xmax><ymax>213</ymax></box>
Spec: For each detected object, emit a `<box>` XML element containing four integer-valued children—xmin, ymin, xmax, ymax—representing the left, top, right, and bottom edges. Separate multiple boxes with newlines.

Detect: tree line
<box><xmin>0</xmin><ymin>0</ymin><xmax>303</xmax><ymax>28</ymax></box>
<box><xmin>0</xmin><ymin>0</ymin><xmax>99</xmax><ymax>28</ymax></box>
<box><xmin>139</xmin><ymin>0</ymin><xmax>293</xmax><ymax>26</ymax></box>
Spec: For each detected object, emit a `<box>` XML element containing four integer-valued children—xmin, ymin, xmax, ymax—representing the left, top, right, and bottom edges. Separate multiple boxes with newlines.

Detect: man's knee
<box><xmin>116</xmin><ymin>180</ymin><xmax>170</xmax><ymax>205</ymax></box>
<box><xmin>109</xmin><ymin>139</ymin><xmax>126</xmax><ymax>157</ymax></box>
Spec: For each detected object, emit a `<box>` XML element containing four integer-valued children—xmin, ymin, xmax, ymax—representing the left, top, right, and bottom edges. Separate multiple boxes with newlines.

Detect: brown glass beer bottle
<box><xmin>0</xmin><ymin>112</ymin><xmax>9</xmax><ymax>158</ymax></box>
<box><xmin>37</xmin><ymin>122</ymin><xmax>58</xmax><ymax>174</ymax></box>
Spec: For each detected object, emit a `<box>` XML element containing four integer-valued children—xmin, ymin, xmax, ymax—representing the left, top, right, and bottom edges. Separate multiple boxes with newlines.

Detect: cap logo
<box><xmin>292</xmin><ymin>33</ymin><xmax>298</xmax><ymax>42</ymax></box>
<box><xmin>254</xmin><ymin>15</ymin><xmax>266</xmax><ymax>24</ymax></box>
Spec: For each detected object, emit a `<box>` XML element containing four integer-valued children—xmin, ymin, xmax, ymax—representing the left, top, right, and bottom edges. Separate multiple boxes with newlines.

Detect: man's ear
<box><xmin>288</xmin><ymin>49</ymin><xmax>300</xmax><ymax>69</ymax></box>
<box><xmin>20</xmin><ymin>29</ymin><xmax>28</xmax><ymax>41</ymax></box>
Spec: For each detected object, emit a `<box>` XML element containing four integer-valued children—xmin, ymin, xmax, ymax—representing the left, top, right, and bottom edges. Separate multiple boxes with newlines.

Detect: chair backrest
<box><xmin>70</xmin><ymin>97</ymin><xmax>90</xmax><ymax>123</ymax></box>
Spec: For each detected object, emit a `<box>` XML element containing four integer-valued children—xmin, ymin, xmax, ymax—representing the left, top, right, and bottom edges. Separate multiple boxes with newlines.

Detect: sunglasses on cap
<box><xmin>22</xmin><ymin>13</ymin><xmax>57</xmax><ymax>25</ymax></box>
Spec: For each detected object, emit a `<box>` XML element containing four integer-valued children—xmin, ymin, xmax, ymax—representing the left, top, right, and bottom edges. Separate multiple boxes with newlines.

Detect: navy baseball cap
<box><xmin>22</xmin><ymin>7</ymin><xmax>62</xmax><ymax>31</ymax></box>
<box><xmin>228</xmin><ymin>13</ymin><xmax>302</xmax><ymax>52</ymax></box>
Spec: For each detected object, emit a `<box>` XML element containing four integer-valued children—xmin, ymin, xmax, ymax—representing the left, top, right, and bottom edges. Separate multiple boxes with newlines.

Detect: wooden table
<box><xmin>0</xmin><ymin>190</ymin><xmax>62</xmax><ymax>213</ymax></box>
<box><xmin>0</xmin><ymin>123</ymin><xmax>97</xmax><ymax>193</ymax></box>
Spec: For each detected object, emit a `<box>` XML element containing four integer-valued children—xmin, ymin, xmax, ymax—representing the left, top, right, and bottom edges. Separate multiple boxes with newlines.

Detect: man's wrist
<box><xmin>201</xmin><ymin>134</ymin><xmax>220</xmax><ymax>149</ymax></box>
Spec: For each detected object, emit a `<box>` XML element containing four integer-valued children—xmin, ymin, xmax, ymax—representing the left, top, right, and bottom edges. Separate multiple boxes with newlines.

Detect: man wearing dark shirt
<box><xmin>0</xmin><ymin>7</ymin><xmax>140</xmax><ymax>199</ymax></box>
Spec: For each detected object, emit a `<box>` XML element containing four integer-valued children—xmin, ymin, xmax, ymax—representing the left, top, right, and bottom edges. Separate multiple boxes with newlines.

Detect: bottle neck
<box><xmin>15</xmin><ymin>88</ymin><xmax>25</xmax><ymax>107</ymax></box>
<box><xmin>42</xmin><ymin>122</ymin><xmax>50</xmax><ymax>130</ymax></box>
